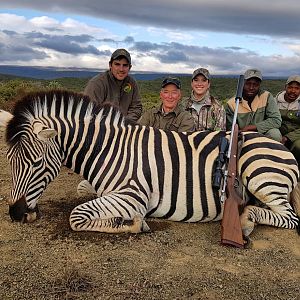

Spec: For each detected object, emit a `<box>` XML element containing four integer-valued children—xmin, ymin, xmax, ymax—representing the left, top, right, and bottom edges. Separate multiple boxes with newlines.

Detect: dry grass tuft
<box><xmin>50</xmin><ymin>265</ymin><xmax>93</xmax><ymax>299</ymax></box>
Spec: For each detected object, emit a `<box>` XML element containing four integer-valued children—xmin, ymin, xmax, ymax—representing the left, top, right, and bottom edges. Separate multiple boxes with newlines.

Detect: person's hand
<box><xmin>239</xmin><ymin>125</ymin><xmax>257</xmax><ymax>132</ymax></box>
<box><xmin>281</xmin><ymin>136</ymin><xmax>288</xmax><ymax>144</ymax></box>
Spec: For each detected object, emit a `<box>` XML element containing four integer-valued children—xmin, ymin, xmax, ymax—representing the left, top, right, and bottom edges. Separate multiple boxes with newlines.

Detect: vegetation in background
<box><xmin>0</xmin><ymin>74</ymin><xmax>286</xmax><ymax>112</ymax></box>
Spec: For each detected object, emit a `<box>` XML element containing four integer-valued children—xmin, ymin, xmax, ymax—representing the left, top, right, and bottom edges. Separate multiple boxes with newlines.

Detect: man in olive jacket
<box><xmin>276</xmin><ymin>75</ymin><xmax>300</xmax><ymax>165</ymax></box>
<box><xmin>138</xmin><ymin>77</ymin><xmax>195</xmax><ymax>132</ymax></box>
<box><xmin>226</xmin><ymin>69</ymin><xmax>282</xmax><ymax>141</ymax></box>
<box><xmin>84</xmin><ymin>48</ymin><xmax>142</xmax><ymax>122</ymax></box>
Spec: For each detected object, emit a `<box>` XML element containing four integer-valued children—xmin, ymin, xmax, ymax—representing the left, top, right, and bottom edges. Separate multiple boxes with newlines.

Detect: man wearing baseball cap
<box><xmin>84</xmin><ymin>48</ymin><xmax>142</xmax><ymax>121</ymax></box>
<box><xmin>275</xmin><ymin>75</ymin><xmax>300</xmax><ymax>165</ymax></box>
<box><xmin>183</xmin><ymin>67</ymin><xmax>226</xmax><ymax>131</ymax></box>
<box><xmin>138</xmin><ymin>77</ymin><xmax>195</xmax><ymax>132</ymax></box>
<box><xmin>226</xmin><ymin>68</ymin><xmax>282</xmax><ymax>141</ymax></box>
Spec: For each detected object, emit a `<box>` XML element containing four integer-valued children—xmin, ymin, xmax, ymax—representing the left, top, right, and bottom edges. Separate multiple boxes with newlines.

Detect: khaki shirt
<box><xmin>84</xmin><ymin>70</ymin><xmax>142</xmax><ymax>122</ymax></box>
<box><xmin>138</xmin><ymin>104</ymin><xmax>195</xmax><ymax>132</ymax></box>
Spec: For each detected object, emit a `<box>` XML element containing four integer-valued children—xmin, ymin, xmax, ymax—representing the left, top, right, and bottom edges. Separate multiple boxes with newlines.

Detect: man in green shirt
<box><xmin>138</xmin><ymin>77</ymin><xmax>195</xmax><ymax>132</ymax></box>
<box><xmin>276</xmin><ymin>75</ymin><xmax>300</xmax><ymax>165</ymax></box>
<box><xmin>84</xmin><ymin>48</ymin><xmax>142</xmax><ymax>122</ymax></box>
<box><xmin>226</xmin><ymin>69</ymin><xmax>282</xmax><ymax>141</ymax></box>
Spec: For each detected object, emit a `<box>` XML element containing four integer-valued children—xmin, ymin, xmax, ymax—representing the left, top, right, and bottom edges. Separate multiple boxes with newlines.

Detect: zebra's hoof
<box><xmin>141</xmin><ymin>220</ymin><xmax>151</xmax><ymax>233</ymax></box>
<box><xmin>129</xmin><ymin>214</ymin><xmax>150</xmax><ymax>233</ymax></box>
<box><xmin>241</xmin><ymin>211</ymin><xmax>255</xmax><ymax>237</ymax></box>
<box><xmin>243</xmin><ymin>235</ymin><xmax>253</xmax><ymax>249</ymax></box>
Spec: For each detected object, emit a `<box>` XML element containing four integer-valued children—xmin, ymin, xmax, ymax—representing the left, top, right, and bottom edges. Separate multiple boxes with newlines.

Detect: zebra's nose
<box><xmin>9</xmin><ymin>195</ymin><xmax>28</xmax><ymax>222</ymax></box>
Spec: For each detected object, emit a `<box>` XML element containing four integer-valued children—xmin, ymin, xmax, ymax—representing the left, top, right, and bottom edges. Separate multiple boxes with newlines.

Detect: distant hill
<box><xmin>0</xmin><ymin>65</ymin><xmax>287</xmax><ymax>82</ymax></box>
<box><xmin>0</xmin><ymin>65</ymin><xmax>193</xmax><ymax>81</ymax></box>
<box><xmin>0</xmin><ymin>65</ymin><xmax>101</xmax><ymax>80</ymax></box>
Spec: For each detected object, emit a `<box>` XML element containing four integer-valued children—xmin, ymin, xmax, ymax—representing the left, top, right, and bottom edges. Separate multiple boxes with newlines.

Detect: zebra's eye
<box><xmin>32</xmin><ymin>158</ymin><xmax>43</xmax><ymax>168</ymax></box>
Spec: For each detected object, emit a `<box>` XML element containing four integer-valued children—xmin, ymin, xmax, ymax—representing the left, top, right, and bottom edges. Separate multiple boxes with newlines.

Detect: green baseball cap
<box><xmin>110</xmin><ymin>48</ymin><xmax>131</xmax><ymax>64</ymax></box>
<box><xmin>244</xmin><ymin>69</ymin><xmax>262</xmax><ymax>80</ymax></box>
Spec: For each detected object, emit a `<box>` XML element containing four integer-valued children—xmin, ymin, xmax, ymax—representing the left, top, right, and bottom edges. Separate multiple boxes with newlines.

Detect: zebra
<box><xmin>0</xmin><ymin>90</ymin><xmax>299</xmax><ymax>241</ymax></box>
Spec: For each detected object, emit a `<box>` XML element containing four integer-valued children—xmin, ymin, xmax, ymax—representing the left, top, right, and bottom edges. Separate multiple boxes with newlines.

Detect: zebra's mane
<box><xmin>6</xmin><ymin>89</ymin><xmax>129</xmax><ymax>146</ymax></box>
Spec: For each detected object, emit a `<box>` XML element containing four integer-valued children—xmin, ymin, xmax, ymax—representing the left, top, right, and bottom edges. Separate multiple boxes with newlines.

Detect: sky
<box><xmin>0</xmin><ymin>0</ymin><xmax>300</xmax><ymax>77</ymax></box>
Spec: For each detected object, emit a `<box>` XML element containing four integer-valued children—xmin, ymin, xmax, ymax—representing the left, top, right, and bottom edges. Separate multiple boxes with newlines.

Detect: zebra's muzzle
<box><xmin>9</xmin><ymin>196</ymin><xmax>39</xmax><ymax>223</ymax></box>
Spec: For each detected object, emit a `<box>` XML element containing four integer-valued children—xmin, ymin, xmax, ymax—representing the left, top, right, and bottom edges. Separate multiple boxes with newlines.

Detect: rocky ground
<box><xmin>0</xmin><ymin>130</ymin><xmax>299</xmax><ymax>300</ymax></box>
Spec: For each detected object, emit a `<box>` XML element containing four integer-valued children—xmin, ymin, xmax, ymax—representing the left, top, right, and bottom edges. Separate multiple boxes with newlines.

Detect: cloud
<box><xmin>1</xmin><ymin>0</ymin><xmax>300</xmax><ymax>38</ymax></box>
<box><xmin>130</xmin><ymin>40</ymin><xmax>300</xmax><ymax>76</ymax></box>
<box><xmin>0</xmin><ymin>41</ymin><xmax>48</xmax><ymax>62</ymax></box>
<box><xmin>31</xmin><ymin>34</ymin><xmax>101</xmax><ymax>55</ymax></box>
<box><xmin>0</xmin><ymin>13</ymin><xmax>115</xmax><ymax>65</ymax></box>
<box><xmin>0</xmin><ymin>2</ymin><xmax>300</xmax><ymax>76</ymax></box>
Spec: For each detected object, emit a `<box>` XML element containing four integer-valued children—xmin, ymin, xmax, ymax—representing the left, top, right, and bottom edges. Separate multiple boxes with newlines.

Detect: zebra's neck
<box><xmin>53</xmin><ymin>104</ymin><xmax>126</xmax><ymax>179</ymax></box>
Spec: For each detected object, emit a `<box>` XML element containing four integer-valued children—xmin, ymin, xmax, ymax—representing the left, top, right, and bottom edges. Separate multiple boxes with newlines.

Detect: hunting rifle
<box><xmin>220</xmin><ymin>75</ymin><xmax>245</xmax><ymax>248</ymax></box>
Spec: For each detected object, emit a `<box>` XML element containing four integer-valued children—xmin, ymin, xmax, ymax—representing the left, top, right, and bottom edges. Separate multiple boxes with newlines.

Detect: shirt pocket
<box><xmin>168</xmin><ymin>123</ymin><xmax>180</xmax><ymax>132</ymax></box>
<box><xmin>251</xmin><ymin>109</ymin><xmax>265</xmax><ymax>124</ymax></box>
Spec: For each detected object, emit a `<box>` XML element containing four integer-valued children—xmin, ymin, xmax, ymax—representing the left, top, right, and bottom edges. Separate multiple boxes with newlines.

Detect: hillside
<box><xmin>0</xmin><ymin>65</ymin><xmax>189</xmax><ymax>81</ymax></box>
<box><xmin>0</xmin><ymin>73</ymin><xmax>286</xmax><ymax>111</ymax></box>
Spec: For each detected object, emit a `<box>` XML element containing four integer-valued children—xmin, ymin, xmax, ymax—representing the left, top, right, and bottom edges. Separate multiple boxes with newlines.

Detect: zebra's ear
<box><xmin>33</xmin><ymin>123</ymin><xmax>58</xmax><ymax>140</ymax></box>
<box><xmin>0</xmin><ymin>109</ymin><xmax>14</xmax><ymax>129</ymax></box>
<box><xmin>38</xmin><ymin>129</ymin><xmax>58</xmax><ymax>140</ymax></box>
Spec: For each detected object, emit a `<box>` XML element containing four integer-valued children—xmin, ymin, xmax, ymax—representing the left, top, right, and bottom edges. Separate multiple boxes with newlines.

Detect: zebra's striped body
<box><xmin>0</xmin><ymin>90</ymin><xmax>299</xmax><ymax>238</ymax></box>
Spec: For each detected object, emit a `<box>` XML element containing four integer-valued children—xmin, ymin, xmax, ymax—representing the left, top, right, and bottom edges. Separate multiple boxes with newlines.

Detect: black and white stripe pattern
<box><xmin>2</xmin><ymin>90</ymin><xmax>299</xmax><ymax>236</ymax></box>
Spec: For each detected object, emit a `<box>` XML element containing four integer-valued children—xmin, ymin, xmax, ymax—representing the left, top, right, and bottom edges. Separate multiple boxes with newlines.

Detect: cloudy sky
<box><xmin>0</xmin><ymin>0</ymin><xmax>300</xmax><ymax>77</ymax></box>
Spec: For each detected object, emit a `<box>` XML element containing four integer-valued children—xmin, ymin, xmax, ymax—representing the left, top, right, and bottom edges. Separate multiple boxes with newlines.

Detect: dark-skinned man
<box><xmin>276</xmin><ymin>75</ymin><xmax>300</xmax><ymax>165</ymax></box>
<box><xmin>226</xmin><ymin>69</ymin><xmax>282</xmax><ymax>141</ymax></box>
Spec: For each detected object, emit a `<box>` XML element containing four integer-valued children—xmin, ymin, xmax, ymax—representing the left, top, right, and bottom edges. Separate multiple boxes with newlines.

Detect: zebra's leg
<box><xmin>77</xmin><ymin>180</ymin><xmax>97</xmax><ymax>197</ymax></box>
<box><xmin>69</xmin><ymin>194</ymin><xmax>151</xmax><ymax>233</ymax></box>
<box><xmin>240</xmin><ymin>198</ymin><xmax>299</xmax><ymax>237</ymax></box>
<box><xmin>290</xmin><ymin>181</ymin><xmax>300</xmax><ymax>217</ymax></box>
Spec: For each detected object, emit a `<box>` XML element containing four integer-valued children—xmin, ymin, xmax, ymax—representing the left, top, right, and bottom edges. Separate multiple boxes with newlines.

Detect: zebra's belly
<box><xmin>148</xmin><ymin>197</ymin><xmax>222</xmax><ymax>222</ymax></box>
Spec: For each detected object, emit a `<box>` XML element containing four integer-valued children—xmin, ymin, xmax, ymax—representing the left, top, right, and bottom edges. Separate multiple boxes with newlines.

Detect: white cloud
<box><xmin>61</xmin><ymin>18</ymin><xmax>112</xmax><ymax>38</ymax></box>
<box><xmin>287</xmin><ymin>44</ymin><xmax>300</xmax><ymax>56</ymax></box>
<box><xmin>30</xmin><ymin>16</ymin><xmax>60</xmax><ymax>28</ymax></box>
<box><xmin>0</xmin><ymin>13</ymin><xmax>31</xmax><ymax>32</ymax></box>
<box><xmin>147</xmin><ymin>27</ymin><xmax>196</xmax><ymax>43</ymax></box>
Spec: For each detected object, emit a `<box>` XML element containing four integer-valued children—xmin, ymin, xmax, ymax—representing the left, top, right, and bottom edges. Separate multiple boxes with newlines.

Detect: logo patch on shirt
<box><xmin>124</xmin><ymin>83</ymin><xmax>132</xmax><ymax>93</ymax></box>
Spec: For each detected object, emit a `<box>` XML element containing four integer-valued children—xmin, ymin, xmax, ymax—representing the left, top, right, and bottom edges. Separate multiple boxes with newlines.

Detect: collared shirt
<box><xmin>276</xmin><ymin>91</ymin><xmax>300</xmax><ymax>141</ymax></box>
<box><xmin>226</xmin><ymin>90</ymin><xmax>282</xmax><ymax>134</ymax></box>
<box><xmin>184</xmin><ymin>91</ymin><xmax>226</xmax><ymax>131</ymax></box>
<box><xmin>138</xmin><ymin>104</ymin><xmax>195</xmax><ymax>132</ymax></box>
<box><xmin>276</xmin><ymin>91</ymin><xmax>300</xmax><ymax>113</ymax></box>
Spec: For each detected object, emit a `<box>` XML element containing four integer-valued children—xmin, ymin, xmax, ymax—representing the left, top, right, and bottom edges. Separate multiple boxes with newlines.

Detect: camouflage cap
<box><xmin>192</xmin><ymin>68</ymin><xmax>210</xmax><ymax>80</ymax></box>
<box><xmin>161</xmin><ymin>77</ymin><xmax>181</xmax><ymax>89</ymax></box>
<box><xmin>244</xmin><ymin>69</ymin><xmax>262</xmax><ymax>81</ymax></box>
<box><xmin>286</xmin><ymin>75</ymin><xmax>300</xmax><ymax>85</ymax></box>
<box><xmin>110</xmin><ymin>48</ymin><xmax>131</xmax><ymax>64</ymax></box>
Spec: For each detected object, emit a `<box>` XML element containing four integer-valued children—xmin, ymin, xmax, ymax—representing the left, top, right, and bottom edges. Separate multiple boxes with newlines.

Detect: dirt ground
<box><xmin>0</xmin><ymin>130</ymin><xmax>299</xmax><ymax>300</ymax></box>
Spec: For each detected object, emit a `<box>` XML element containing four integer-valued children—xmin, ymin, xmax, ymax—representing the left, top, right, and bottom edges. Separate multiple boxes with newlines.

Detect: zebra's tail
<box><xmin>290</xmin><ymin>181</ymin><xmax>300</xmax><ymax>235</ymax></box>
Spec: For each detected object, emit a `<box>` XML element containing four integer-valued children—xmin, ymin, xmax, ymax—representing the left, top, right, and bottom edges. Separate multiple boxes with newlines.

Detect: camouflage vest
<box><xmin>183</xmin><ymin>91</ymin><xmax>226</xmax><ymax>131</ymax></box>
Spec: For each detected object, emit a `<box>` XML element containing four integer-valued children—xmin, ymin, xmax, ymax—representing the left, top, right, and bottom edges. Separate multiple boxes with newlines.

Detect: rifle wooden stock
<box><xmin>221</xmin><ymin>124</ymin><xmax>244</xmax><ymax>248</ymax></box>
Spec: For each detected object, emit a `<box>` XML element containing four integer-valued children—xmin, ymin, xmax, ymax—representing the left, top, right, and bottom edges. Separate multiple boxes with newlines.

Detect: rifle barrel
<box><xmin>227</xmin><ymin>75</ymin><xmax>244</xmax><ymax>159</ymax></box>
